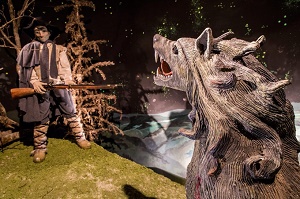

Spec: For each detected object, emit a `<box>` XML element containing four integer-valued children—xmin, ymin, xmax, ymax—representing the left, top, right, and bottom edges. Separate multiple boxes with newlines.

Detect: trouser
<box><xmin>32</xmin><ymin>89</ymin><xmax>85</xmax><ymax>150</ymax></box>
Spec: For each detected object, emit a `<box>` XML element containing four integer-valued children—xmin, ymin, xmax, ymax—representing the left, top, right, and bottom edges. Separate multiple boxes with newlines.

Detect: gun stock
<box><xmin>10</xmin><ymin>84</ymin><xmax>123</xmax><ymax>99</ymax></box>
<box><xmin>10</xmin><ymin>88</ymin><xmax>35</xmax><ymax>99</ymax></box>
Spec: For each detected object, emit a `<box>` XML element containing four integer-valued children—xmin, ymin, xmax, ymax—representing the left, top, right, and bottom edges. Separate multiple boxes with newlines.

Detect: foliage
<box><xmin>157</xmin><ymin>16</ymin><xmax>178</xmax><ymax>38</ymax></box>
<box><xmin>54</xmin><ymin>0</ymin><xmax>123</xmax><ymax>140</ymax></box>
<box><xmin>283</xmin><ymin>0</ymin><xmax>300</xmax><ymax>8</ymax></box>
<box><xmin>190</xmin><ymin>0</ymin><xmax>205</xmax><ymax>31</ymax></box>
<box><xmin>0</xmin><ymin>139</ymin><xmax>186</xmax><ymax>198</ymax></box>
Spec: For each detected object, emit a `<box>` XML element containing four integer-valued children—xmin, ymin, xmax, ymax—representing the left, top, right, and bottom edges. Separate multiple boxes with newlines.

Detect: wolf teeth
<box><xmin>155</xmin><ymin>50</ymin><xmax>159</xmax><ymax>63</ymax></box>
<box><xmin>154</xmin><ymin>50</ymin><xmax>165</xmax><ymax>63</ymax></box>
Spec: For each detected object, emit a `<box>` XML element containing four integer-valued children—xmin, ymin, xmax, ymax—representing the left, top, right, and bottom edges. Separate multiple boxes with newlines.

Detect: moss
<box><xmin>0</xmin><ymin>138</ymin><xmax>186</xmax><ymax>198</ymax></box>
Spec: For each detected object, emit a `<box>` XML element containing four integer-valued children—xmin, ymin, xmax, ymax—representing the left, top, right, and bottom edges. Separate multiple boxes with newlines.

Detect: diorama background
<box><xmin>1</xmin><ymin>0</ymin><xmax>299</xmax><ymax>179</ymax></box>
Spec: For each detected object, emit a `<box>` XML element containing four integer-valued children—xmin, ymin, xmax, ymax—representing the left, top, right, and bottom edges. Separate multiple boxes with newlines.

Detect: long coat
<box><xmin>16</xmin><ymin>41</ymin><xmax>73</xmax><ymax>123</ymax></box>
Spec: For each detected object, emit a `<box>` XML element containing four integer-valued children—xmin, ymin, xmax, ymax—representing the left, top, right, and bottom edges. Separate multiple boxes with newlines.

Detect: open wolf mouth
<box><xmin>154</xmin><ymin>50</ymin><xmax>173</xmax><ymax>81</ymax></box>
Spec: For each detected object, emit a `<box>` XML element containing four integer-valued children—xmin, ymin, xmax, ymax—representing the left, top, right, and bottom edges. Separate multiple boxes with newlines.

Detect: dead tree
<box><xmin>0</xmin><ymin>0</ymin><xmax>35</xmax><ymax>68</ymax></box>
<box><xmin>0</xmin><ymin>0</ymin><xmax>35</xmax><ymax>145</ymax></box>
<box><xmin>153</xmin><ymin>28</ymin><xmax>300</xmax><ymax>198</ymax></box>
<box><xmin>54</xmin><ymin>0</ymin><xmax>123</xmax><ymax>140</ymax></box>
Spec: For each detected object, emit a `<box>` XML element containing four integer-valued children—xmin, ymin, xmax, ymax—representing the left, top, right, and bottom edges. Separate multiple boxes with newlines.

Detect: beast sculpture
<box><xmin>153</xmin><ymin>28</ymin><xmax>300</xmax><ymax>199</ymax></box>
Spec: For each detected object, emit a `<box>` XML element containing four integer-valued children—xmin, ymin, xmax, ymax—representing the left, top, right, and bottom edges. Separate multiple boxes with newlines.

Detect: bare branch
<box><xmin>0</xmin><ymin>28</ymin><xmax>18</xmax><ymax>49</ymax></box>
<box><xmin>0</xmin><ymin>0</ymin><xmax>35</xmax><ymax>54</ymax></box>
<box><xmin>0</xmin><ymin>15</ymin><xmax>23</xmax><ymax>30</ymax></box>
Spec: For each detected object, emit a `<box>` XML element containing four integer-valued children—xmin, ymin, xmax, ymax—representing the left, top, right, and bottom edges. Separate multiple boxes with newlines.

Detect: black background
<box><xmin>1</xmin><ymin>0</ymin><xmax>299</xmax><ymax>114</ymax></box>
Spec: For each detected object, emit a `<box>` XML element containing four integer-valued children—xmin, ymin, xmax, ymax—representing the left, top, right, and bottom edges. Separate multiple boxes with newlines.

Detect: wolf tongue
<box><xmin>163</xmin><ymin>71</ymin><xmax>173</xmax><ymax>76</ymax></box>
<box><xmin>161</xmin><ymin>60</ymin><xmax>173</xmax><ymax>76</ymax></box>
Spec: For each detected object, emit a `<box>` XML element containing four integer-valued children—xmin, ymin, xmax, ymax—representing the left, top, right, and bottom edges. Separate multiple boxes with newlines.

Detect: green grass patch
<box><xmin>0</xmin><ymin>138</ymin><xmax>186</xmax><ymax>198</ymax></box>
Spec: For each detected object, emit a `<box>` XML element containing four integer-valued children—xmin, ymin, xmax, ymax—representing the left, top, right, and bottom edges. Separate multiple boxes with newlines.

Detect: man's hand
<box><xmin>64</xmin><ymin>80</ymin><xmax>76</xmax><ymax>85</ymax></box>
<box><xmin>50</xmin><ymin>78</ymin><xmax>64</xmax><ymax>85</ymax></box>
<box><xmin>32</xmin><ymin>81</ymin><xmax>47</xmax><ymax>94</ymax></box>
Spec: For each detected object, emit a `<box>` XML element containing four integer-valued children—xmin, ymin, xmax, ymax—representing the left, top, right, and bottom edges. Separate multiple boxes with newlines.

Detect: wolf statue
<box><xmin>153</xmin><ymin>28</ymin><xmax>300</xmax><ymax>199</ymax></box>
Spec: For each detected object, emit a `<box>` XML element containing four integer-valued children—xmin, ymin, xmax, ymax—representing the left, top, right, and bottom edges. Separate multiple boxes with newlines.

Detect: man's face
<box><xmin>34</xmin><ymin>26</ymin><xmax>51</xmax><ymax>42</ymax></box>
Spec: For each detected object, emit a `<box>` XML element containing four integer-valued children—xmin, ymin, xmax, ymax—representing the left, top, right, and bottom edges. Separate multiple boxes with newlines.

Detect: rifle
<box><xmin>10</xmin><ymin>84</ymin><xmax>123</xmax><ymax>100</ymax></box>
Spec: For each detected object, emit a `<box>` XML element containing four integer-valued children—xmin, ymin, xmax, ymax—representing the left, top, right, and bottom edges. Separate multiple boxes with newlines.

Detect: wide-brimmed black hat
<box><xmin>22</xmin><ymin>18</ymin><xmax>62</xmax><ymax>41</ymax></box>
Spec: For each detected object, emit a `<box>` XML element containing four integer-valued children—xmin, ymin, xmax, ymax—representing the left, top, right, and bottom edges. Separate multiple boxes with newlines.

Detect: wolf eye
<box><xmin>172</xmin><ymin>45</ymin><xmax>178</xmax><ymax>55</ymax></box>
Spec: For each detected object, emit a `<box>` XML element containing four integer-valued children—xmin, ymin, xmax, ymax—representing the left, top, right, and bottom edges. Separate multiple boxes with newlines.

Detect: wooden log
<box><xmin>0</xmin><ymin>130</ymin><xmax>20</xmax><ymax>147</ymax></box>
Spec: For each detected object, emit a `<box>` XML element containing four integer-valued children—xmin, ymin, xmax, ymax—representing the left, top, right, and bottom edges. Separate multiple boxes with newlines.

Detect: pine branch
<box><xmin>55</xmin><ymin>0</ymin><xmax>123</xmax><ymax>140</ymax></box>
<box><xmin>99</xmin><ymin>118</ymin><xmax>124</xmax><ymax>135</ymax></box>
<box><xmin>81</xmin><ymin>61</ymin><xmax>114</xmax><ymax>78</ymax></box>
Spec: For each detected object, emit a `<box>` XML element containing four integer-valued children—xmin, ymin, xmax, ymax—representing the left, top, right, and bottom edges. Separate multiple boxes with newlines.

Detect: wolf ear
<box><xmin>195</xmin><ymin>28</ymin><xmax>214</xmax><ymax>59</ymax></box>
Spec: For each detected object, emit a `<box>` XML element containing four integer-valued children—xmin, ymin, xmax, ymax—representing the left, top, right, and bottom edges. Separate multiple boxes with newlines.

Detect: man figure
<box><xmin>17</xmin><ymin>23</ymin><xmax>91</xmax><ymax>163</ymax></box>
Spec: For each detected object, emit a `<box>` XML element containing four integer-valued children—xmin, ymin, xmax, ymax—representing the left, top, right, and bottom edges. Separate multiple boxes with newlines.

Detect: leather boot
<box><xmin>31</xmin><ymin>149</ymin><xmax>47</xmax><ymax>163</ymax></box>
<box><xmin>75</xmin><ymin>133</ymin><xmax>91</xmax><ymax>149</ymax></box>
<box><xmin>31</xmin><ymin>123</ymin><xmax>48</xmax><ymax>163</ymax></box>
<box><xmin>67</xmin><ymin>116</ymin><xmax>91</xmax><ymax>149</ymax></box>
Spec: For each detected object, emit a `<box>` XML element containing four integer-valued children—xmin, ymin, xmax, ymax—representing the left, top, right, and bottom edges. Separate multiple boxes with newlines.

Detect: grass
<box><xmin>0</xmin><ymin>138</ymin><xmax>186</xmax><ymax>199</ymax></box>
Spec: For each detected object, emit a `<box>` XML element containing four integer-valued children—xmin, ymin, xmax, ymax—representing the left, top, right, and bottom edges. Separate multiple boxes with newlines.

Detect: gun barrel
<box><xmin>48</xmin><ymin>84</ymin><xmax>123</xmax><ymax>90</ymax></box>
<box><xmin>10</xmin><ymin>84</ymin><xmax>123</xmax><ymax>99</ymax></box>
